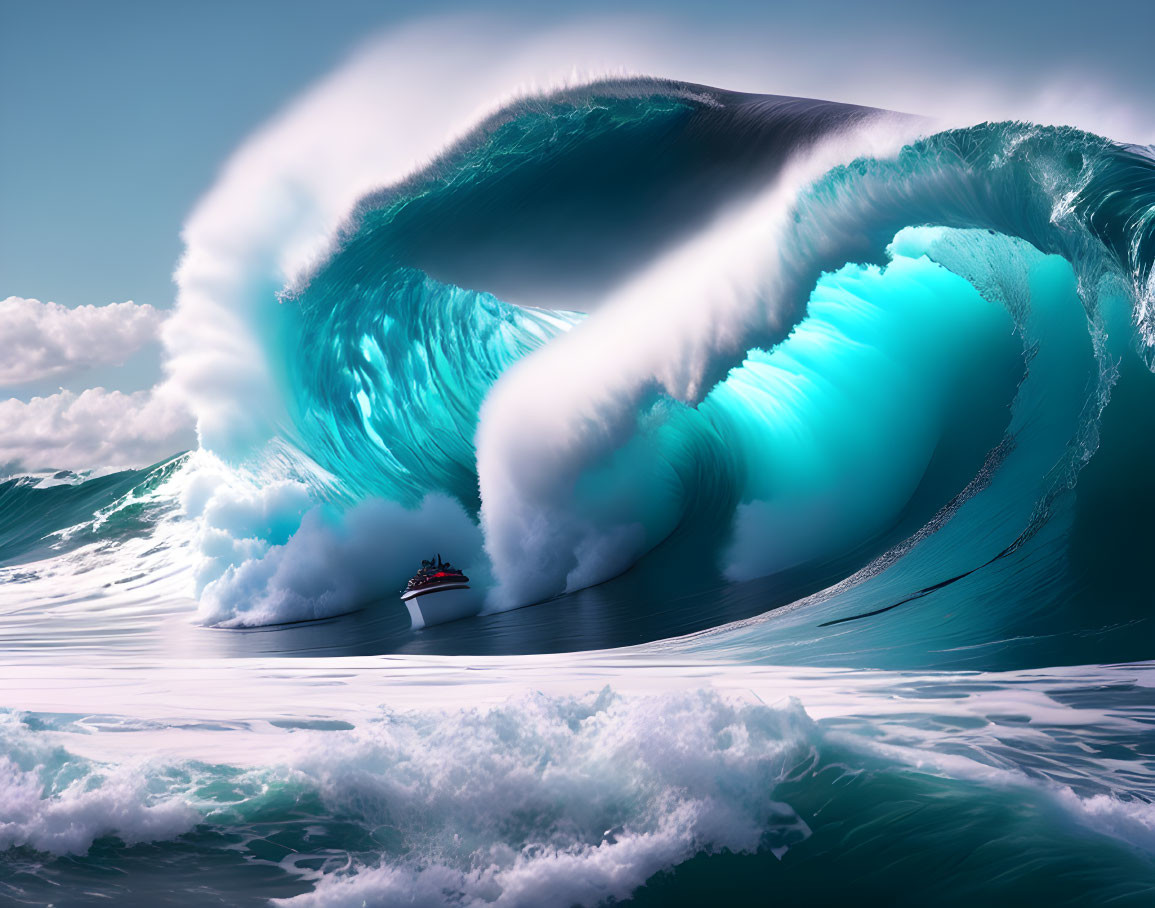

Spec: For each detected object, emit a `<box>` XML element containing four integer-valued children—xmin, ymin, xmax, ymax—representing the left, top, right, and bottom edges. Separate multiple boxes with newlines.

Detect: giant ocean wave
<box><xmin>4</xmin><ymin>75</ymin><xmax>1153</xmax><ymax>662</ymax></box>
<box><xmin>154</xmin><ymin>76</ymin><xmax>1154</xmax><ymax>668</ymax></box>
<box><xmin>4</xmin><ymin>48</ymin><xmax>1155</xmax><ymax>907</ymax></box>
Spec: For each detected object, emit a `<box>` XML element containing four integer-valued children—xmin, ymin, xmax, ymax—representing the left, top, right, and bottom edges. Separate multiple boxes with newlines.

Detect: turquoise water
<box><xmin>2</xmin><ymin>79</ymin><xmax>1155</xmax><ymax>905</ymax></box>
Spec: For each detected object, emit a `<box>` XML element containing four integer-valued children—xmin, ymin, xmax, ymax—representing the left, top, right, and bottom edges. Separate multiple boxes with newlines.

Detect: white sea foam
<box><xmin>1</xmin><ymin>665</ymin><xmax>1152</xmax><ymax>904</ymax></box>
<box><xmin>0</xmin><ymin>715</ymin><xmax>198</xmax><ymax>856</ymax></box>
<box><xmin>273</xmin><ymin>688</ymin><xmax>814</xmax><ymax>906</ymax></box>
<box><xmin>196</xmin><ymin>492</ymin><xmax>483</xmax><ymax>627</ymax></box>
<box><xmin>0</xmin><ymin>686</ymin><xmax>816</xmax><ymax>902</ymax></box>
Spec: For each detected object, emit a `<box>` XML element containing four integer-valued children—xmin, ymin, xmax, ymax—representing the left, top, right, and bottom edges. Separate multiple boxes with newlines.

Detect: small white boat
<box><xmin>401</xmin><ymin>555</ymin><xmax>477</xmax><ymax>628</ymax></box>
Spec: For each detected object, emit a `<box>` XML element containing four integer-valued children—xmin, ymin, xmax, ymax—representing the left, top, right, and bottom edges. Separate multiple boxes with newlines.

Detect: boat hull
<box><xmin>401</xmin><ymin>585</ymin><xmax>480</xmax><ymax>629</ymax></box>
<box><xmin>400</xmin><ymin>581</ymin><xmax>470</xmax><ymax>602</ymax></box>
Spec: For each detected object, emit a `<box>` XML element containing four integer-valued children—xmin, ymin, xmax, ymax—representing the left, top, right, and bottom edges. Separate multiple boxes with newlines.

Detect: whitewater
<box><xmin>3</xmin><ymin>22</ymin><xmax>1155</xmax><ymax>906</ymax></box>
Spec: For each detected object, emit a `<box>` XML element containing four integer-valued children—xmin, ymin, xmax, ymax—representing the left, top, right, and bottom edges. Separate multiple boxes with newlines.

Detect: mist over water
<box><xmin>3</xmin><ymin>21</ymin><xmax>1155</xmax><ymax>906</ymax></box>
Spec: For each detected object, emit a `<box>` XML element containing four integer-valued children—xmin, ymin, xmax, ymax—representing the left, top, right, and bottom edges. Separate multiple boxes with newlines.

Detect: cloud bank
<box><xmin>0</xmin><ymin>387</ymin><xmax>195</xmax><ymax>474</ymax></box>
<box><xmin>0</xmin><ymin>296</ymin><xmax>164</xmax><ymax>386</ymax></box>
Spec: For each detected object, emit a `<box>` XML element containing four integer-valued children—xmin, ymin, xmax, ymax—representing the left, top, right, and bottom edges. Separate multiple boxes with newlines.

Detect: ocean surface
<box><xmin>2</xmin><ymin>76</ymin><xmax>1155</xmax><ymax>905</ymax></box>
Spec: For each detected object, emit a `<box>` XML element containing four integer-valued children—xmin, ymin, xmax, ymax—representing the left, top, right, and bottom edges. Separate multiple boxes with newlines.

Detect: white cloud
<box><xmin>0</xmin><ymin>386</ymin><xmax>196</xmax><ymax>474</ymax></box>
<box><xmin>0</xmin><ymin>296</ymin><xmax>164</xmax><ymax>385</ymax></box>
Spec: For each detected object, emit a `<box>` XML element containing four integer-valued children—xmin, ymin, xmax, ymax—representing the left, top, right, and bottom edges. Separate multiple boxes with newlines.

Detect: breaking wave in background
<box><xmin>166</xmin><ymin>75</ymin><xmax>1155</xmax><ymax>664</ymax></box>
<box><xmin>3</xmin><ymin>30</ymin><xmax>1155</xmax><ymax>906</ymax></box>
